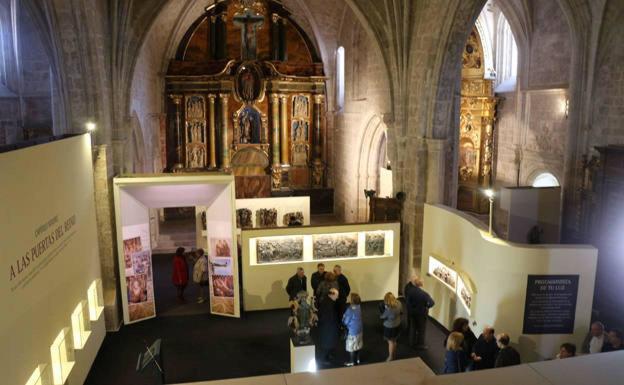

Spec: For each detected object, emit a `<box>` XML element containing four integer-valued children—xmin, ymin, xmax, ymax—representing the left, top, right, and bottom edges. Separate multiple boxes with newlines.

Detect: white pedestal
<box><xmin>290</xmin><ymin>338</ymin><xmax>316</xmax><ymax>373</ymax></box>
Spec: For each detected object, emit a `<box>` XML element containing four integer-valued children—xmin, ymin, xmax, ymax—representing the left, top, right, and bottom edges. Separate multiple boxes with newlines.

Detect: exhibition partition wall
<box><xmin>0</xmin><ymin>135</ymin><xmax>105</xmax><ymax>385</ymax></box>
<box><xmin>420</xmin><ymin>204</ymin><xmax>598</xmax><ymax>361</ymax></box>
<box><xmin>241</xmin><ymin>222</ymin><xmax>400</xmax><ymax>311</ymax></box>
<box><xmin>113</xmin><ymin>174</ymin><xmax>240</xmax><ymax>322</ymax></box>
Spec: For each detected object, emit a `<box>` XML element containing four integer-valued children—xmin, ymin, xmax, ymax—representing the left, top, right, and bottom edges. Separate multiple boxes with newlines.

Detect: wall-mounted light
<box><xmin>85</xmin><ymin>122</ymin><xmax>96</xmax><ymax>132</ymax></box>
<box><xmin>565</xmin><ymin>99</ymin><xmax>569</xmax><ymax>119</ymax></box>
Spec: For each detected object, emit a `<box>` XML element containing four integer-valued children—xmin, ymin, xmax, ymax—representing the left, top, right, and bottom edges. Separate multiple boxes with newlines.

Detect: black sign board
<box><xmin>523</xmin><ymin>275</ymin><xmax>579</xmax><ymax>334</ymax></box>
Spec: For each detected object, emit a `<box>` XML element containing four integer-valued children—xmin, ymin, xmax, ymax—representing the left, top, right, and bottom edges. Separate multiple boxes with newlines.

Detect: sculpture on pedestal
<box><xmin>288</xmin><ymin>290</ymin><xmax>318</xmax><ymax>343</ymax></box>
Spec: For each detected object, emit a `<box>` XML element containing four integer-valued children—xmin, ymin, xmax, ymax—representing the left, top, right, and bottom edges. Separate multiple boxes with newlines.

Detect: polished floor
<box><xmin>85</xmin><ymin>299</ymin><xmax>446</xmax><ymax>385</ymax></box>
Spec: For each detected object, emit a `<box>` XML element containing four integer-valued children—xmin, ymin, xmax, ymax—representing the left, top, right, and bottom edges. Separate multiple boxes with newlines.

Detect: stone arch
<box><xmin>356</xmin><ymin>114</ymin><xmax>387</xmax><ymax>221</ymax></box>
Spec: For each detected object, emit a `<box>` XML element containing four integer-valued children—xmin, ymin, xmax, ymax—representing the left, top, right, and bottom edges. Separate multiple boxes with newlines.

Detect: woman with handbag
<box><xmin>342</xmin><ymin>293</ymin><xmax>363</xmax><ymax>366</ymax></box>
<box><xmin>192</xmin><ymin>248</ymin><xmax>209</xmax><ymax>303</ymax></box>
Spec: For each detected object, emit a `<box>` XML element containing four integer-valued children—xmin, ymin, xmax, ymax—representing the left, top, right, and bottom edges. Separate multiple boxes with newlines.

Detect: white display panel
<box><xmin>241</xmin><ymin>222</ymin><xmax>400</xmax><ymax>311</ymax></box>
<box><xmin>428</xmin><ymin>256</ymin><xmax>458</xmax><ymax>292</ymax></box>
<box><xmin>50</xmin><ymin>328</ymin><xmax>74</xmax><ymax>385</ymax></box>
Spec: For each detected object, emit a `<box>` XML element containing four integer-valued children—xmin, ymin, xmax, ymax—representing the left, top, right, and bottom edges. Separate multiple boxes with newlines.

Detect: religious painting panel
<box><xmin>312</xmin><ymin>233</ymin><xmax>358</xmax><ymax>260</ymax></box>
<box><xmin>185</xmin><ymin>94</ymin><xmax>207</xmax><ymax>169</ymax></box>
<box><xmin>292</xmin><ymin>95</ymin><xmax>310</xmax><ymax>119</ymax></box>
<box><xmin>291</xmin><ymin>143</ymin><xmax>309</xmax><ymax>167</ymax></box>
<box><xmin>256</xmin><ymin>235</ymin><xmax>304</xmax><ymax>264</ymax></box>
<box><xmin>364</xmin><ymin>231</ymin><xmax>385</xmax><ymax>256</ymax></box>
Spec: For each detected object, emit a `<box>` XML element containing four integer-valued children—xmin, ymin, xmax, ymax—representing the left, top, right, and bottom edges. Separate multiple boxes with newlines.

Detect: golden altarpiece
<box><xmin>457</xmin><ymin>28</ymin><xmax>497</xmax><ymax>213</ymax></box>
<box><xmin>164</xmin><ymin>0</ymin><xmax>328</xmax><ymax>200</ymax></box>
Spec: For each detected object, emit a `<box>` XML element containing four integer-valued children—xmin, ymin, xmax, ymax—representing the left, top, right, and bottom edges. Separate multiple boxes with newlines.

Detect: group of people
<box><xmin>171</xmin><ymin>247</ymin><xmax>211</xmax><ymax>303</ymax></box>
<box><xmin>442</xmin><ymin>318</ymin><xmax>520</xmax><ymax>373</ymax></box>
<box><xmin>286</xmin><ymin>268</ymin><xmax>437</xmax><ymax>366</ymax></box>
<box><xmin>442</xmin><ymin>318</ymin><xmax>624</xmax><ymax>374</ymax></box>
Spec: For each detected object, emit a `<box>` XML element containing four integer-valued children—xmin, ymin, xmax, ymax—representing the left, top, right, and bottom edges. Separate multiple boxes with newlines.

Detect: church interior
<box><xmin>1</xmin><ymin>0</ymin><xmax>624</xmax><ymax>384</ymax></box>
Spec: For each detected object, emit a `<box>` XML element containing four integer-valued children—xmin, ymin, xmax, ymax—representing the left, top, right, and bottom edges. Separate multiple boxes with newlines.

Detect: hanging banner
<box><xmin>122</xmin><ymin>223</ymin><xmax>155</xmax><ymax>323</ymax></box>
<box><xmin>209</xmin><ymin>238</ymin><xmax>235</xmax><ymax>316</ymax></box>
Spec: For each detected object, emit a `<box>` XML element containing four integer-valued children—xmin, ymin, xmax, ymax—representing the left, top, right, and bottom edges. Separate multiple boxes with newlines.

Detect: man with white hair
<box><xmin>582</xmin><ymin>321</ymin><xmax>608</xmax><ymax>354</ymax></box>
<box><xmin>404</xmin><ymin>275</ymin><xmax>435</xmax><ymax>349</ymax></box>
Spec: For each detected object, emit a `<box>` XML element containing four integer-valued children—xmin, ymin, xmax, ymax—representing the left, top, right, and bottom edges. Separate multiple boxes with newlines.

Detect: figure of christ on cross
<box><xmin>233</xmin><ymin>9</ymin><xmax>264</xmax><ymax>60</ymax></box>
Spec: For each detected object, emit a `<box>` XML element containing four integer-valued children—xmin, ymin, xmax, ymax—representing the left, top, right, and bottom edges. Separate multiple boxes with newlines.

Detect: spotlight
<box><xmin>85</xmin><ymin>122</ymin><xmax>96</xmax><ymax>132</ymax></box>
<box><xmin>484</xmin><ymin>189</ymin><xmax>494</xmax><ymax>199</ymax></box>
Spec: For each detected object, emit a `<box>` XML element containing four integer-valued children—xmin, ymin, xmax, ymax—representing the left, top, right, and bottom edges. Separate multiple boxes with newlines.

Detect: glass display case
<box><xmin>50</xmin><ymin>328</ymin><xmax>74</xmax><ymax>385</ymax></box>
<box><xmin>248</xmin><ymin>229</ymin><xmax>395</xmax><ymax>265</ymax></box>
<box><xmin>87</xmin><ymin>279</ymin><xmax>104</xmax><ymax>321</ymax></box>
<box><xmin>428</xmin><ymin>256</ymin><xmax>458</xmax><ymax>291</ymax></box>
<box><xmin>71</xmin><ymin>301</ymin><xmax>91</xmax><ymax>349</ymax></box>
<box><xmin>25</xmin><ymin>364</ymin><xmax>52</xmax><ymax>385</ymax></box>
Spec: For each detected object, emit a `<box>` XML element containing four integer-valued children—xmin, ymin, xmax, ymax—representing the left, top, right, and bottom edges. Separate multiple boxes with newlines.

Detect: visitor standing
<box><xmin>342</xmin><ymin>293</ymin><xmax>363</xmax><ymax>366</ymax></box>
<box><xmin>603</xmin><ymin>329</ymin><xmax>624</xmax><ymax>352</ymax></box>
<box><xmin>316</xmin><ymin>271</ymin><xmax>338</xmax><ymax>301</ymax></box>
<box><xmin>311</xmin><ymin>263</ymin><xmax>326</xmax><ymax>294</ymax></box>
<box><xmin>471</xmin><ymin>326</ymin><xmax>499</xmax><ymax>370</ymax></box>
<box><xmin>286</xmin><ymin>267</ymin><xmax>307</xmax><ymax>300</ymax></box>
<box><xmin>334</xmin><ymin>265</ymin><xmax>351</xmax><ymax>316</ymax></box>
<box><xmin>380</xmin><ymin>292</ymin><xmax>402</xmax><ymax>361</ymax></box>
<box><xmin>494</xmin><ymin>333</ymin><xmax>521</xmax><ymax>368</ymax></box>
<box><xmin>172</xmin><ymin>247</ymin><xmax>189</xmax><ymax>303</ymax></box>
<box><xmin>582</xmin><ymin>321</ymin><xmax>608</xmax><ymax>354</ymax></box>
<box><xmin>444</xmin><ymin>318</ymin><xmax>477</xmax><ymax>364</ymax></box>
<box><xmin>318</xmin><ymin>288</ymin><xmax>340</xmax><ymax>365</ymax></box>
<box><xmin>192</xmin><ymin>248</ymin><xmax>209</xmax><ymax>303</ymax></box>
<box><xmin>404</xmin><ymin>275</ymin><xmax>435</xmax><ymax>349</ymax></box>
<box><xmin>443</xmin><ymin>332</ymin><xmax>468</xmax><ymax>373</ymax></box>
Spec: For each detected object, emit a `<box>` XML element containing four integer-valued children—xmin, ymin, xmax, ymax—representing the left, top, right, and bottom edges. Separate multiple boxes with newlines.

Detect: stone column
<box><xmin>208</xmin><ymin>94</ymin><xmax>217</xmax><ymax>168</ymax></box>
<box><xmin>219</xmin><ymin>93</ymin><xmax>231</xmax><ymax>170</ymax></box>
<box><xmin>425</xmin><ymin>138</ymin><xmax>447</xmax><ymax>204</ymax></box>
<box><xmin>312</xmin><ymin>94</ymin><xmax>325</xmax><ymax>187</ymax></box>
<box><xmin>270</xmin><ymin>93</ymin><xmax>282</xmax><ymax>189</ymax></box>
<box><xmin>280</xmin><ymin>94</ymin><xmax>290</xmax><ymax>166</ymax></box>
<box><xmin>168</xmin><ymin>94</ymin><xmax>184</xmax><ymax>170</ymax></box>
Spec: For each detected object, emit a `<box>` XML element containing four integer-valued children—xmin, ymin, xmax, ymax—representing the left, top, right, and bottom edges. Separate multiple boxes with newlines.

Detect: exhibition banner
<box><xmin>209</xmin><ymin>238</ymin><xmax>235</xmax><ymax>315</ymax></box>
<box><xmin>0</xmin><ymin>135</ymin><xmax>104</xmax><ymax>385</ymax></box>
<box><xmin>523</xmin><ymin>275</ymin><xmax>579</xmax><ymax>334</ymax></box>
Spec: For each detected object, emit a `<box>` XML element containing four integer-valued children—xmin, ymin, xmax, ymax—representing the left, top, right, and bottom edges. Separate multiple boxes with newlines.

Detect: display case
<box><xmin>428</xmin><ymin>256</ymin><xmax>458</xmax><ymax>291</ymax></box>
<box><xmin>24</xmin><ymin>365</ymin><xmax>52</xmax><ymax>385</ymax></box>
<box><xmin>50</xmin><ymin>328</ymin><xmax>74</xmax><ymax>385</ymax></box>
<box><xmin>87</xmin><ymin>279</ymin><xmax>104</xmax><ymax>321</ymax></box>
<box><xmin>71</xmin><ymin>301</ymin><xmax>91</xmax><ymax>349</ymax></box>
<box><xmin>457</xmin><ymin>275</ymin><xmax>473</xmax><ymax>315</ymax></box>
<box><xmin>249</xmin><ymin>229</ymin><xmax>395</xmax><ymax>265</ymax></box>
<box><xmin>241</xmin><ymin>222</ymin><xmax>400</xmax><ymax>311</ymax></box>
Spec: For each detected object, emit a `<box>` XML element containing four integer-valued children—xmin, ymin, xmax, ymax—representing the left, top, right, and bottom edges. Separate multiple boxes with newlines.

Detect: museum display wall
<box><xmin>114</xmin><ymin>174</ymin><xmax>241</xmax><ymax>321</ymax></box>
<box><xmin>420</xmin><ymin>203</ymin><xmax>597</xmax><ymax>362</ymax></box>
<box><xmin>241</xmin><ymin>222</ymin><xmax>400</xmax><ymax>311</ymax></box>
<box><xmin>0</xmin><ymin>135</ymin><xmax>105</xmax><ymax>385</ymax></box>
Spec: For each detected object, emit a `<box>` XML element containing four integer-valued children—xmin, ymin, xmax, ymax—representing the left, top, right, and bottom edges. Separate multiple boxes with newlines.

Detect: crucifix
<box><xmin>233</xmin><ymin>9</ymin><xmax>264</xmax><ymax>60</ymax></box>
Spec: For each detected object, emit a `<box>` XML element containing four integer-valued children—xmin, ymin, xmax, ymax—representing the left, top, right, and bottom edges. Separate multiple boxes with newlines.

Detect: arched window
<box><xmin>494</xmin><ymin>13</ymin><xmax>518</xmax><ymax>92</ymax></box>
<box><xmin>0</xmin><ymin>14</ymin><xmax>7</xmax><ymax>86</ymax></box>
<box><xmin>532</xmin><ymin>172</ymin><xmax>559</xmax><ymax>188</ymax></box>
<box><xmin>336</xmin><ymin>46</ymin><xmax>345</xmax><ymax>110</ymax></box>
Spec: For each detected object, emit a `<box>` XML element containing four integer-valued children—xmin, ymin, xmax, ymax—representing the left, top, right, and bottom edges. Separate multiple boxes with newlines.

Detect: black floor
<box><xmin>85</xmin><ymin>300</ymin><xmax>447</xmax><ymax>385</ymax></box>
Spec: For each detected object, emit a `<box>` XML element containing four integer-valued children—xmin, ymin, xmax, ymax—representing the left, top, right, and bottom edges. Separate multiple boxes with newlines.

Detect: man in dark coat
<box><xmin>404</xmin><ymin>275</ymin><xmax>435</xmax><ymax>348</ymax></box>
<box><xmin>333</xmin><ymin>265</ymin><xmax>350</xmax><ymax>317</ymax></box>
<box><xmin>495</xmin><ymin>333</ymin><xmax>521</xmax><ymax>368</ymax></box>
<box><xmin>471</xmin><ymin>326</ymin><xmax>499</xmax><ymax>370</ymax></box>
<box><xmin>286</xmin><ymin>267</ymin><xmax>307</xmax><ymax>300</ymax></box>
<box><xmin>311</xmin><ymin>263</ymin><xmax>326</xmax><ymax>294</ymax></box>
<box><xmin>317</xmin><ymin>288</ymin><xmax>340</xmax><ymax>365</ymax></box>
